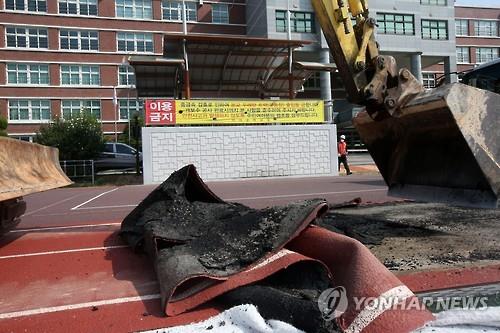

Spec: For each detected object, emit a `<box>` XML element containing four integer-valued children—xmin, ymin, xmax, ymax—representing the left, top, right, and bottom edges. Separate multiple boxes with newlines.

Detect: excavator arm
<box><xmin>311</xmin><ymin>0</ymin><xmax>423</xmax><ymax>119</ymax></box>
<box><xmin>312</xmin><ymin>0</ymin><xmax>500</xmax><ymax>208</ymax></box>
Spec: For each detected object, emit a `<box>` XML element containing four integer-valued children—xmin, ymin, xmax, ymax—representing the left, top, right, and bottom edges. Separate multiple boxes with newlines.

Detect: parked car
<box><xmin>94</xmin><ymin>142</ymin><xmax>142</xmax><ymax>171</ymax></box>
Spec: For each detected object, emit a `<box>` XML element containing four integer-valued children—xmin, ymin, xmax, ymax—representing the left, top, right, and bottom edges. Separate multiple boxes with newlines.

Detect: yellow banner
<box><xmin>173</xmin><ymin>100</ymin><xmax>325</xmax><ymax>125</ymax></box>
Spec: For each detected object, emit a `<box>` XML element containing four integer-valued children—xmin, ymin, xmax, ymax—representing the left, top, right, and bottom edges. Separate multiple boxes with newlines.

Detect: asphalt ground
<box><xmin>1</xmin><ymin>174</ymin><xmax>498</xmax><ymax>332</ymax></box>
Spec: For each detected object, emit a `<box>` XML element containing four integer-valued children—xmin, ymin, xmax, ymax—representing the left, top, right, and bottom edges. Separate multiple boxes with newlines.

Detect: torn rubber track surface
<box><xmin>120</xmin><ymin>165</ymin><xmax>434</xmax><ymax>333</ymax></box>
<box><xmin>120</xmin><ymin>165</ymin><xmax>329</xmax><ymax>315</ymax></box>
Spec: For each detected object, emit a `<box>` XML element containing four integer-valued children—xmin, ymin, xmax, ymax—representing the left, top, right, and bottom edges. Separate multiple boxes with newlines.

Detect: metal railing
<box><xmin>60</xmin><ymin>160</ymin><xmax>95</xmax><ymax>184</ymax></box>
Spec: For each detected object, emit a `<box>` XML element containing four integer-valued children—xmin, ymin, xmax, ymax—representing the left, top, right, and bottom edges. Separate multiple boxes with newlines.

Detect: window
<box><xmin>162</xmin><ymin>1</ymin><xmax>197</xmax><ymax>21</ymax></box>
<box><xmin>12</xmin><ymin>135</ymin><xmax>34</xmax><ymax>142</ymax></box>
<box><xmin>7</xmin><ymin>63</ymin><xmax>50</xmax><ymax>85</ymax></box>
<box><xmin>276</xmin><ymin>10</ymin><xmax>315</xmax><ymax>33</ymax></box>
<box><xmin>276</xmin><ymin>11</ymin><xmax>287</xmax><ymax>32</ymax></box>
<box><xmin>116</xmin><ymin>143</ymin><xmax>135</xmax><ymax>154</ymax></box>
<box><xmin>456</xmin><ymin>47</ymin><xmax>470</xmax><ymax>63</ymax></box>
<box><xmin>6</xmin><ymin>27</ymin><xmax>48</xmax><ymax>48</ymax></box>
<box><xmin>9</xmin><ymin>100</ymin><xmax>51</xmax><ymax>122</ymax></box>
<box><xmin>212</xmin><ymin>4</ymin><xmax>229</xmax><ymax>24</ymax></box>
<box><xmin>455</xmin><ymin>19</ymin><xmax>469</xmax><ymax>36</ymax></box>
<box><xmin>422</xmin><ymin>73</ymin><xmax>436</xmax><ymax>89</ymax></box>
<box><xmin>119</xmin><ymin>99</ymin><xmax>143</xmax><ymax>120</ymax></box>
<box><xmin>376</xmin><ymin>13</ymin><xmax>414</xmax><ymax>35</ymax></box>
<box><xmin>104</xmin><ymin>143</ymin><xmax>114</xmax><ymax>152</ymax></box>
<box><xmin>475</xmin><ymin>48</ymin><xmax>499</xmax><ymax>64</ymax></box>
<box><xmin>61</xmin><ymin>100</ymin><xmax>101</xmax><ymax>119</ymax></box>
<box><xmin>303</xmin><ymin>72</ymin><xmax>321</xmax><ymax>90</ymax></box>
<box><xmin>116</xmin><ymin>0</ymin><xmax>152</xmax><ymax>19</ymax></box>
<box><xmin>118</xmin><ymin>65</ymin><xmax>136</xmax><ymax>86</ymax></box>
<box><xmin>58</xmin><ymin>0</ymin><xmax>98</xmax><ymax>16</ymax></box>
<box><xmin>421</xmin><ymin>19</ymin><xmax>448</xmax><ymax>40</ymax></box>
<box><xmin>5</xmin><ymin>0</ymin><xmax>47</xmax><ymax>11</ymax></box>
<box><xmin>61</xmin><ymin>65</ymin><xmax>100</xmax><ymax>85</ymax></box>
<box><xmin>474</xmin><ymin>20</ymin><xmax>498</xmax><ymax>37</ymax></box>
<box><xmin>117</xmin><ymin>32</ymin><xmax>154</xmax><ymax>53</ymax></box>
<box><xmin>60</xmin><ymin>30</ymin><xmax>99</xmax><ymax>51</ymax></box>
<box><xmin>420</xmin><ymin>0</ymin><xmax>447</xmax><ymax>5</ymax></box>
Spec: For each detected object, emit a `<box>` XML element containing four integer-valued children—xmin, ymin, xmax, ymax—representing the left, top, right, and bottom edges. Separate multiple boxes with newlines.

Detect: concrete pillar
<box><xmin>410</xmin><ymin>53</ymin><xmax>423</xmax><ymax>84</ymax></box>
<box><xmin>444</xmin><ymin>55</ymin><xmax>458</xmax><ymax>83</ymax></box>
<box><xmin>319</xmin><ymin>49</ymin><xmax>333</xmax><ymax>123</ymax></box>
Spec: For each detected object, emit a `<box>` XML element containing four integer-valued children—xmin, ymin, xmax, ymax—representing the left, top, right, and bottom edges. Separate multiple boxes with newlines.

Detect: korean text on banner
<box><xmin>145</xmin><ymin>100</ymin><xmax>325</xmax><ymax>125</ymax></box>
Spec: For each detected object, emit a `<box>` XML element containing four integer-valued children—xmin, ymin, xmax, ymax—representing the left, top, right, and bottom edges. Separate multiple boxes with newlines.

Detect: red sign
<box><xmin>145</xmin><ymin>99</ymin><xmax>176</xmax><ymax>125</ymax></box>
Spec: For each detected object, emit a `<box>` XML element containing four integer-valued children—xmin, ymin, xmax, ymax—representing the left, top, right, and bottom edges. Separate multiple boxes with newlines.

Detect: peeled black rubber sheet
<box><xmin>121</xmin><ymin>165</ymin><xmax>329</xmax><ymax>316</ymax></box>
<box><xmin>121</xmin><ymin>165</ymin><xmax>434</xmax><ymax>332</ymax></box>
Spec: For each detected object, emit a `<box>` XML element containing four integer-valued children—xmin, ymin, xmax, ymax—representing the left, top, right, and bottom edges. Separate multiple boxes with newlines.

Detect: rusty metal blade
<box><xmin>0</xmin><ymin>137</ymin><xmax>72</xmax><ymax>201</ymax></box>
<box><xmin>354</xmin><ymin>83</ymin><xmax>499</xmax><ymax>208</ymax></box>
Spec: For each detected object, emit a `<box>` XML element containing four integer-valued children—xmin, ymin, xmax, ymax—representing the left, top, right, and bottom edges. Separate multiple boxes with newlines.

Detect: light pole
<box><xmin>113</xmin><ymin>86</ymin><xmax>118</xmax><ymax>142</ymax></box>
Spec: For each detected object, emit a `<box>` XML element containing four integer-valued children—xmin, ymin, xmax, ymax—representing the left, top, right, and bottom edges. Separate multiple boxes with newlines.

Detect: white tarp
<box><xmin>140</xmin><ymin>305</ymin><xmax>305</xmax><ymax>333</ymax></box>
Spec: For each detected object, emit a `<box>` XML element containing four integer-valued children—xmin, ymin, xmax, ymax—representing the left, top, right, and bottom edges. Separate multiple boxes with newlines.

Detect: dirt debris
<box><xmin>318</xmin><ymin>202</ymin><xmax>500</xmax><ymax>271</ymax></box>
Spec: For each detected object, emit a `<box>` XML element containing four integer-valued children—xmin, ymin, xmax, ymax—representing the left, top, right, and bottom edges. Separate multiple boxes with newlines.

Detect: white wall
<box><xmin>142</xmin><ymin>125</ymin><xmax>338</xmax><ymax>184</ymax></box>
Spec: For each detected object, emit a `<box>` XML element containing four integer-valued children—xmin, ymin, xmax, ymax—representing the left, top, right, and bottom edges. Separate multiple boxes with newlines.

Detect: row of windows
<box><xmin>376</xmin><ymin>14</ymin><xmax>449</xmax><ymax>39</ymax></box>
<box><xmin>7</xmin><ymin>99</ymin><xmax>143</xmax><ymax>121</ymax></box>
<box><xmin>420</xmin><ymin>0</ymin><xmax>447</xmax><ymax>5</ymax></box>
<box><xmin>376</xmin><ymin>13</ymin><xmax>415</xmax><ymax>35</ymax></box>
<box><xmin>5</xmin><ymin>0</ymin><xmax>46</xmax><ymax>12</ymax></box>
<box><xmin>274</xmin><ymin>11</ymin><xmax>451</xmax><ymax>40</ymax></box>
<box><xmin>422</xmin><ymin>20</ymin><xmax>448</xmax><ymax>40</ymax></box>
<box><xmin>273</xmin><ymin>11</ymin><xmax>496</xmax><ymax>40</ymax></box>
<box><xmin>6</xmin><ymin>63</ymin><xmax>136</xmax><ymax>86</ymax></box>
<box><xmin>276</xmin><ymin>10</ymin><xmax>315</xmax><ymax>33</ymax></box>
<box><xmin>5</xmin><ymin>0</ymin><xmax>231</xmax><ymax>24</ymax></box>
<box><xmin>5</xmin><ymin>27</ymin><xmax>155</xmax><ymax>53</ymax></box>
<box><xmin>457</xmin><ymin>47</ymin><xmax>500</xmax><ymax>64</ymax></box>
<box><xmin>456</xmin><ymin>19</ymin><xmax>499</xmax><ymax>37</ymax></box>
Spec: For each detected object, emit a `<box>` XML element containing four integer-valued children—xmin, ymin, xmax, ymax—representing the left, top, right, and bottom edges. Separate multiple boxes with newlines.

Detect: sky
<box><xmin>454</xmin><ymin>0</ymin><xmax>500</xmax><ymax>7</ymax></box>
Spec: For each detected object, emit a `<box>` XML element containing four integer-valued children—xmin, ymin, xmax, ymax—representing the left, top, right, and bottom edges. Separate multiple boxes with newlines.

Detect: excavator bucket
<box><xmin>354</xmin><ymin>83</ymin><xmax>499</xmax><ymax>208</ymax></box>
<box><xmin>0</xmin><ymin>137</ymin><xmax>72</xmax><ymax>202</ymax></box>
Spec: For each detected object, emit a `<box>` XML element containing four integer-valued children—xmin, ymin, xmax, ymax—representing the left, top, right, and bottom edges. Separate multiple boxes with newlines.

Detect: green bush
<box><xmin>35</xmin><ymin>113</ymin><xmax>105</xmax><ymax>160</ymax></box>
<box><xmin>0</xmin><ymin>116</ymin><xmax>7</xmax><ymax>137</ymax></box>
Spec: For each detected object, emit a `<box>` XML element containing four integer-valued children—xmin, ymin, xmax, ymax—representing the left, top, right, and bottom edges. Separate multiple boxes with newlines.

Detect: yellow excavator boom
<box><xmin>311</xmin><ymin>0</ymin><xmax>499</xmax><ymax>207</ymax></box>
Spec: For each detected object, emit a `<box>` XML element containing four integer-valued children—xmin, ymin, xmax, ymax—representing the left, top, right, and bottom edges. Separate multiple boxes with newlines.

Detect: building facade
<box><xmin>424</xmin><ymin>5</ymin><xmax>500</xmax><ymax>86</ymax></box>
<box><xmin>246</xmin><ymin>0</ymin><xmax>458</xmax><ymax>147</ymax></box>
<box><xmin>0</xmin><ymin>0</ymin><xmax>246</xmax><ymax>141</ymax></box>
<box><xmin>2</xmin><ymin>1</ymin><xmax>496</xmax><ymax>141</ymax></box>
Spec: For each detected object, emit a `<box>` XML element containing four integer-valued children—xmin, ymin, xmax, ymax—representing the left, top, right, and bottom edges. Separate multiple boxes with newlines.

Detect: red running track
<box><xmin>1</xmin><ymin>174</ymin><xmax>498</xmax><ymax>332</ymax></box>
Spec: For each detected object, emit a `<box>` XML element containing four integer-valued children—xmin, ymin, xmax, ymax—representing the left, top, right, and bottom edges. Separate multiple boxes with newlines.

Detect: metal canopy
<box><xmin>128</xmin><ymin>34</ymin><xmax>334</xmax><ymax>99</ymax></box>
<box><xmin>127</xmin><ymin>56</ymin><xmax>185</xmax><ymax>98</ymax></box>
<box><xmin>264</xmin><ymin>61</ymin><xmax>337</xmax><ymax>97</ymax></box>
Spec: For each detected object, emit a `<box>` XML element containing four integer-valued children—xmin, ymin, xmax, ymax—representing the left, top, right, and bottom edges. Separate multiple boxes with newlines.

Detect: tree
<box><xmin>35</xmin><ymin>113</ymin><xmax>105</xmax><ymax>160</ymax></box>
<box><xmin>119</xmin><ymin>112</ymin><xmax>143</xmax><ymax>175</ymax></box>
<box><xmin>0</xmin><ymin>115</ymin><xmax>7</xmax><ymax>137</ymax></box>
<box><xmin>119</xmin><ymin>112</ymin><xmax>144</xmax><ymax>150</ymax></box>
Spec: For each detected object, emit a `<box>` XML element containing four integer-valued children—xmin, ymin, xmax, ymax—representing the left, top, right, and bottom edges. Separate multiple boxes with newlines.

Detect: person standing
<box><xmin>338</xmin><ymin>135</ymin><xmax>352</xmax><ymax>175</ymax></box>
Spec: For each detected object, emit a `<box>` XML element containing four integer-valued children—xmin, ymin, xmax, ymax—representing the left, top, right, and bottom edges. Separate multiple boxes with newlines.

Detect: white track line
<box><xmin>226</xmin><ymin>188</ymin><xmax>385</xmax><ymax>201</ymax></box>
<box><xmin>0</xmin><ymin>294</ymin><xmax>161</xmax><ymax>319</ymax></box>
<box><xmin>75</xmin><ymin>204</ymin><xmax>138</xmax><ymax>210</ymax></box>
<box><xmin>23</xmin><ymin>194</ymin><xmax>82</xmax><ymax>217</ymax></box>
<box><xmin>75</xmin><ymin>188</ymin><xmax>386</xmax><ymax>210</ymax></box>
<box><xmin>10</xmin><ymin>223</ymin><xmax>121</xmax><ymax>233</ymax></box>
<box><xmin>70</xmin><ymin>188</ymin><xmax>118</xmax><ymax>211</ymax></box>
<box><xmin>345</xmin><ymin>285</ymin><xmax>414</xmax><ymax>333</ymax></box>
<box><xmin>0</xmin><ymin>245</ymin><xmax>129</xmax><ymax>260</ymax></box>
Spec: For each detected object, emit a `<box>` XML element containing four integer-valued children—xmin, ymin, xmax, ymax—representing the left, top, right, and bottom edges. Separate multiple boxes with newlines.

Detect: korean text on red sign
<box><xmin>145</xmin><ymin>100</ymin><xmax>176</xmax><ymax>125</ymax></box>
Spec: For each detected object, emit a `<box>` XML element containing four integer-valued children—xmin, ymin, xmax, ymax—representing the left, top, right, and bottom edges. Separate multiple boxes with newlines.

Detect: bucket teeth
<box><xmin>354</xmin><ymin>83</ymin><xmax>500</xmax><ymax>208</ymax></box>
